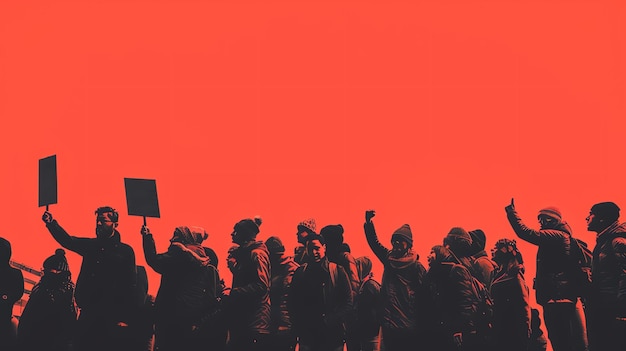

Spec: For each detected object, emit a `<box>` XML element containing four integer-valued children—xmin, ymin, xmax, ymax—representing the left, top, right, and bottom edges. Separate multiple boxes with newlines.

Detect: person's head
<box><xmin>355</xmin><ymin>256</ymin><xmax>373</xmax><ymax>281</ymax></box>
<box><xmin>320</xmin><ymin>224</ymin><xmax>344</xmax><ymax>249</ymax></box>
<box><xmin>391</xmin><ymin>224</ymin><xmax>413</xmax><ymax>255</ymax></box>
<box><xmin>171</xmin><ymin>226</ymin><xmax>208</xmax><ymax>246</ymax></box>
<box><xmin>537</xmin><ymin>207</ymin><xmax>562</xmax><ymax>230</ymax></box>
<box><xmin>427</xmin><ymin>245</ymin><xmax>452</xmax><ymax>267</ymax></box>
<box><xmin>587</xmin><ymin>202</ymin><xmax>620</xmax><ymax>233</ymax></box>
<box><xmin>226</xmin><ymin>245</ymin><xmax>239</xmax><ymax>271</ymax></box>
<box><xmin>469</xmin><ymin>229</ymin><xmax>487</xmax><ymax>254</ymax></box>
<box><xmin>231</xmin><ymin>216</ymin><xmax>262</xmax><ymax>245</ymax></box>
<box><xmin>296</xmin><ymin>218</ymin><xmax>317</xmax><ymax>244</ymax></box>
<box><xmin>305</xmin><ymin>234</ymin><xmax>326</xmax><ymax>263</ymax></box>
<box><xmin>95</xmin><ymin>206</ymin><xmax>119</xmax><ymax>239</ymax></box>
<box><xmin>265</xmin><ymin>236</ymin><xmax>285</xmax><ymax>258</ymax></box>
<box><xmin>0</xmin><ymin>237</ymin><xmax>12</xmax><ymax>264</ymax></box>
<box><xmin>492</xmin><ymin>238</ymin><xmax>523</xmax><ymax>266</ymax></box>
<box><xmin>444</xmin><ymin>227</ymin><xmax>472</xmax><ymax>256</ymax></box>
<box><xmin>41</xmin><ymin>248</ymin><xmax>71</xmax><ymax>284</ymax></box>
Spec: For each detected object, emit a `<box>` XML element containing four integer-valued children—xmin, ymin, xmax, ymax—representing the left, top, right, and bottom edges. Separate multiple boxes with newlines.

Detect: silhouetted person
<box><xmin>289</xmin><ymin>234</ymin><xmax>353</xmax><ymax>351</ymax></box>
<box><xmin>265</xmin><ymin>236</ymin><xmax>299</xmax><ymax>351</ymax></box>
<box><xmin>528</xmin><ymin>308</ymin><xmax>548</xmax><ymax>351</ymax></box>
<box><xmin>355</xmin><ymin>256</ymin><xmax>382</xmax><ymax>351</ymax></box>
<box><xmin>227</xmin><ymin>217</ymin><xmax>271</xmax><ymax>351</ymax></box>
<box><xmin>294</xmin><ymin>218</ymin><xmax>317</xmax><ymax>265</ymax></box>
<box><xmin>584</xmin><ymin>202</ymin><xmax>626</xmax><ymax>351</ymax></box>
<box><xmin>468</xmin><ymin>229</ymin><xmax>497</xmax><ymax>287</ymax></box>
<box><xmin>490</xmin><ymin>239</ymin><xmax>530</xmax><ymax>351</ymax></box>
<box><xmin>423</xmin><ymin>245</ymin><xmax>483</xmax><ymax>351</ymax></box>
<box><xmin>0</xmin><ymin>237</ymin><xmax>24</xmax><ymax>351</ymax></box>
<box><xmin>141</xmin><ymin>225</ymin><xmax>222</xmax><ymax>351</ymax></box>
<box><xmin>17</xmin><ymin>249</ymin><xmax>77</xmax><ymax>351</ymax></box>
<box><xmin>42</xmin><ymin>207</ymin><xmax>137</xmax><ymax>351</ymax></box>
<box><xmin>505</xmin><ymin>199</ymin><xmax>587</xmax><ymax>351</ymax></box>
<box><xmin>320</xmin><ymin>224</ymin><xmax>360</xmax><ymax>351</ymax></box>
<box><xmin>363</xmin><ymin>210</ymin><xmax>426</xmax><ymax>351</ymax></box>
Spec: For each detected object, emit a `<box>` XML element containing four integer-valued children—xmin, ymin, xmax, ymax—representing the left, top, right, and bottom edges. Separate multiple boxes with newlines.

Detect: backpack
<box><xmin>568</xmin><ymin>236</ymin><xmax>593</xmax><ymax>298</ymax></box>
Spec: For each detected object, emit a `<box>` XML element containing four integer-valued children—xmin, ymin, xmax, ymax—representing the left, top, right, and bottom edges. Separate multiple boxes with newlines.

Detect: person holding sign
<box><xmin>140</xmin><ymin>225</ymin><xmax>224</xmax><ymax>351</ymax></box>
<box><xmin>42</xmin><ymin>207</ymin><xmax>137</xmax><ymax>351</ymax></box>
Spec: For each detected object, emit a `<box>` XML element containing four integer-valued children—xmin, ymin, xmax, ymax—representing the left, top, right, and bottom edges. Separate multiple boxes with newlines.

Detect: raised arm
<box><xmin>363</xmin><ymin>210</ymin><xmax>390</xmax><ymax>264</ymax></box>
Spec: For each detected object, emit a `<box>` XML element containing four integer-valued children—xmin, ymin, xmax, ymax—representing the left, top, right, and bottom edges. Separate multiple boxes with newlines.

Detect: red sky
<box><xmin>1</xmin><ymin>2</ymin><xmax>625</xmax><ymax>340</ymax></box>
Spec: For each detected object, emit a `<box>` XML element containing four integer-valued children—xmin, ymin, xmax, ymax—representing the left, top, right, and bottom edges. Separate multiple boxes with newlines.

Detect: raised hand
<box><xmin>365</xmin><ymin>210</ymin><xmax>376</xmax><ymax>223</ymax></box>
<box><xmin>505</xmin><ymin>198</ymin><xmax>515</xmax><ymax>212</ymax></box>
<box><xmin>42</xmin><ymin>211</ymin><xmax>54</xmax><ymax>224</ymax></box>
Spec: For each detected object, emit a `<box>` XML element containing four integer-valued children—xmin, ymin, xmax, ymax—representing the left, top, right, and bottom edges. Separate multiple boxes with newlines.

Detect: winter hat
<box><xmin>538</xmin><ymin>207</ymin><xmax>562</xmax><ymax>222</ymax></box>
<box><xmin>234</xmin><ymin>216</ymin><xmax>263</xmax><ymax>237</ymax></box>
<box><xmin>446</xmin><ymin>227</ymin><xmax>471</xmax><ymax>243</ymax></box>
<box><xmin>265</xmin><ymin>236</ymin><xmax>285</xmax><ymax>255</ymax></box>
<box><xmin>43</xmin><ymin>249</ymin><xmax>70</xmax><ymax>272</ymax></box>
<box><xmin>591</xmin><ymin>202</ymin><xmax>621</xmax><ymax>223</ymax></box>
<box><xmin>320</xmin><ymin>224</ymin><xmax>344</xmax><ymax>246</ymax></box>
<box><xmin>355</xmin><ymin>256</ymin><xmax>373</xmax><ymax>281</ymax></box>
<box><xmin>174</xmin><ymin>226</ymin><xmax>208</xmax><ymax>245</ymax></box>
<box><xmin>297</xmin><ymin>218</ymin><xmax>317</xmax><ymax>234</ymax></box>
<box><xmin>469</xmin><ymin>229</ymin><xmax>487</xmax><ymax>250</ymax></box>
<box><xmin>444</xmin><ymin>227</ymin><xmax>472</xmax><ymax>254</ymax></box>
<box><xmin>391</xmin><ymin>224</ymin><xmax>413</xmax><ymax>247</ymax></box>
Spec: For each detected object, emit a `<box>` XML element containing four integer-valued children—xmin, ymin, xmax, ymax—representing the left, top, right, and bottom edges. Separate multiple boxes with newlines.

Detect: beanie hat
<box><xmin>43</xmin><ymin>249</ymin><xmax>70</xmax><ymax>272</ymax></box>
<box><xmin>320</xmin><ymin>224</ymin><xmax>344</xmax><ymax>246</ymax></box>
<box><xmin>469</xmin><ymin>229</ymin><xmax>487</xmax><ymax>250</ymax></box>
<box><xmin>445</xmin><ymin>227</ymin><xmax>472</xmax><ymax>254</ymax></box>
<box><xmin>538</xmin><ymin>207</ymin><xmax>562</xmax><ymax>222</ymax></box>
<box><xmin>234</xmin><ymin>216</ymin><xmax>263</xmax><ymax>237</ymax></box>
<box><xmin>591</xmin><ymin>202</ymin><xmax>621</xmax><ymax>222</ymax></box>
<box><xmin>265</xmin><ymin>236</ymin><xmax>285</xmax><ymax>255</ymax></box>
<box><xmin>298</xmin><ymin>218</ymin><xmax>317</xmax><ymax>234</ymax></box>
<box><xmin>447</xmin><ymin>227</ymin><xmax>471</xmax><ymax>242</ymax></box>
<box><xmin>391</xmin><ymin>224</ymin><xmax>413</xmax><ymax>247</ymax></box>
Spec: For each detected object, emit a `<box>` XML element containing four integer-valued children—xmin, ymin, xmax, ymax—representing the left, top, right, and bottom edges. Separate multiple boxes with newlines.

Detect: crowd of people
<box><xmin>1</xmin><ymin>199</ymin><xmax>625</xmax><ymax>351</ymax></box>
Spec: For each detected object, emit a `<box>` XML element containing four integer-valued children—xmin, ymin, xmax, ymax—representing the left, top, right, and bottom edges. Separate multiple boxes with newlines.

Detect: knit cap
<box><xmin>320</xmin><ymin>224</ymin><xmax>344</xmax><ymax>246</ymax></box>
<box><xmin>234</xmin><ymin>216</ymin><xmax>263</xmax><ymax>237</ymax></box>
<box><xmin>265</xmin><ymin>236</ymin><xmax>285</xmax><ymax>255</ymax></box>
<box><xmin>43</xmin><ymin>249</ymin><xmax>70</xmax><ymax>272</ymax></box>
<box><xmin>469</xmin><ymin>229</ymin><xmax>487</xmax><ymax>250</ymax></box>
<box><xmin>391</xmin><ymin>224</ymin><xmax>413</xmax><ymax>247</ymax></box>
<box><xmin>298</xmin><ymin>218</ymin><xmax>317</xmax><ymax>234</ymax></box>
<box><xmin>538</xmin><ymin>207</ymin><xmax>562</xmax><ymax>222</ymax></box>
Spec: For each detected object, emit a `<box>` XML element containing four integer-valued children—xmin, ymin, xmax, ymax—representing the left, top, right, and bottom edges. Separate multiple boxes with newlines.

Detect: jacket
<box><xmin>589</xmin><ymin>221</ymin><xmax>626</xmax><ymax>316</ymax></box>
<box><xmin>364</xmin><ymin>221</ymin><xmax>426</xmax><ymax>330</ymax></box>
<box><xmin>506</xmin><ymin>209</ymin><xmax>577</xmax><ymax>304</ymax></box>
<box><xmin>490</xmin><ymin>263</ymin><xmax>531</xmax><ymax>351</ymax></box>
<box><xmin>45</xmin><ymin>220</ymin><xmax>137</xmax><ymax>323</ymax></box>
<box><xmin>228</xmin><ymin>240</ymin><xmax>271</xmax><ymax>336</ymax></box>
<box><xmin>268</xmin><ymin>254</ymin><xmax>299</xmax><ymax>335</ymax></box>
<box><xmin>288</xmin><ymin>258</ymin><xmax>353</xmax><ymax>344</ymax></box>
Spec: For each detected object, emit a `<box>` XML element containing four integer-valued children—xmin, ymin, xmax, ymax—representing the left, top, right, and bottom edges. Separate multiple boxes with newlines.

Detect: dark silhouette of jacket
<box><xmin>44</xmin><ymin>220</ymin><xmax>137</xmax><ymax>328</ymax></box>
<box><xmin>142</xmin><ymin>231</ymin><xmax>221</xmax><ymax>351</ymax></box>
<box><xmin>289</xmin><ymin>257</ymin><xmax>353</xmax><ymax>345</ymax></box>
<box><xmin>364</xmin><ymin>222</ymin><xmax>426</xmax><ymax>331</ymax></box>
<box><xmin>269</xmin><ymin>254</ymin><xmax>299</xmax><ymax>335</ymax></box>
<box><xmin>0</xmin><ymin>238</ymin><xmax>23</xmax><ymax>351</ymax></box>
<box><xmin>228</xmin><ymin>240</ymin><xmax>271</xmax><ymax>337</ymax></box>
<box><xmin>506</xmin><ymin>209</ymin><xmax>577</xmax><ymax>304</ymax></box>
<box><xmin>424</xmin><ymin>261</ymin><xmax>479</xmax><ymax>347</ymax></box>
<box><xmin>589</xmin><ymin>221</ymin><xmax>626</xmax><ymax>314</ymax></box>
<box><xmin>489</xmin><ymin>263</ymin><xmax>531</xmax><ymax>351</ymax></box>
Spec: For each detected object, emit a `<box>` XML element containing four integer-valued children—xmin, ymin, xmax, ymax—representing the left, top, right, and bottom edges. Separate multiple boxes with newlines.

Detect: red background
<box><xmin>1</xmin><ymin>1</ymin><xmax>625</xmax><ymax>348</ymax></box>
